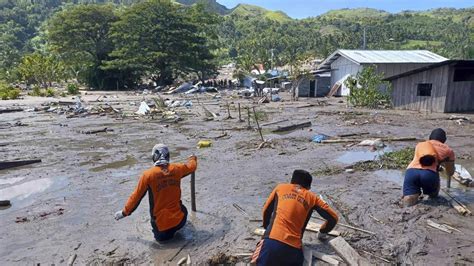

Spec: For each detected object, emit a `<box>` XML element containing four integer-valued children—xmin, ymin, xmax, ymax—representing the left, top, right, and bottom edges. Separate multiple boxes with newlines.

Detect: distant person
<box><xmin>114</xmin><ymin>144</ymin><xmax>197</xmax><ymax>242</ymax></box>
<box><xmin>251</xmin><ymin>170</ymin><xmax>339</xmax><ymax>266</ymax></box>
<box><xmin>402</xmin><ymin>128</ymin><xmax>455</xmax><ymax>206</ymax></box>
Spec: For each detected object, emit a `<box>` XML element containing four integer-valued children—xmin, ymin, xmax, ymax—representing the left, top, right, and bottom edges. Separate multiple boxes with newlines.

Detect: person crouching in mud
<box><xmin>402</xmin><ymin>128</ymin><xmax>455</xmax><ymax>206</ymax></box>
<box><xmin>114</xmin><ymin>144</ymin><xmax>197</xmax><ymax>242</ymax></box>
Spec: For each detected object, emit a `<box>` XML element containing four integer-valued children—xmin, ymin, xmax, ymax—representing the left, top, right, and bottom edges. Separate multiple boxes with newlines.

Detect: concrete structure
<box><xmin>297</xmin><ymin>73</ymin><xmax>331</xmax><ymax>97</ymax></box>
<box><xmin>318</xmin><ymin>50</ymin><xmax>448</xmax><ymax>96</ymax></box>
<box><xmin>385</xmin><ymin>60</ymin><xmax>474</xmax><ymax>113</ymax></box>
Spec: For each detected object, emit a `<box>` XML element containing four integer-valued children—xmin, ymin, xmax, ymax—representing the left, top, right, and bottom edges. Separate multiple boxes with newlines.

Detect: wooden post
<box><xmin>247</xmin><ymin>107</ymin><xmax>251</xmax><ymax>128</ymax></box>
<box><xmin>253</xmin><ymin>106</ymin><xmax>265</xmax><ymax>142</ymax></box>
<box><xmin>447</xmin><ymin>175</ymin><xmax>451</xmax><ymax>188</ymax></box>
<box><xmin>191</xmin><ymin>172</ymin><xmax>196</xmax><ymax>212</ymax></box>
<box><xmin>238</xmin><ymin>103</ymin><xmax>243</xmax><ymax>122</ymax></box>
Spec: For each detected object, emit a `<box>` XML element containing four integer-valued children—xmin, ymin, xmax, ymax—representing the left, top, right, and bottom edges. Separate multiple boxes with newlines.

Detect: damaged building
<box><xmin>385</xmin><ymin>60</ymin><xmax>474</xmax><ymax>113</ymax></box>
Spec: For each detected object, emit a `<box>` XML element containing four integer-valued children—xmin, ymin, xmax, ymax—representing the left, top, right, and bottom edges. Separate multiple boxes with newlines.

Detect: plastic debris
<box><xmin>358</xmin><ymin>139</ymin><xmax>385</xmax><ymax>148</ymax></box>
<box><xmin>197</xmin><ymin>140</ymin><xmax>212</xmax><ymax>148</ymax></box>
<box><xmin>312</xmin><ymin>134</ymin><xmax>330</xmax><ymax>143</ymax></box>
<box><xmin>135</xmin><ymin>101</ymin><xmax>150</xmax><ymax>115</ymax></box>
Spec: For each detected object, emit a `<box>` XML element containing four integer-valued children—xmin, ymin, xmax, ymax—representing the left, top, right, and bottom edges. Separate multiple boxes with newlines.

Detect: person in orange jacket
<box><xmin>114</xmin><ymin>144</ymin><xmax>197</xmax><ymax>242</ymax></box>
<box><xmin>402</xmin><ymin>128</ymin><xmax>455</xmax><ymax>206</ymax></box>
<box><xmin>252</xmin><ymin>170</ymin><xmax>339</xmax><ymax>266</ymax></box>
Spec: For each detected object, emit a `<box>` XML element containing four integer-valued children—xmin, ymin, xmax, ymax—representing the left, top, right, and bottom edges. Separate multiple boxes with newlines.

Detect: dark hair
<box><xmin>420</xmin><ymin>155</ymin><xmax>436</xmax><ymax>167</ymax></box>
<box><xmin>291</xmin><ymin>170</ymin><xmax>312</xmax><ymax>189</ymax></box>
<box><xmin>429</xmin><ymin>128</ymin><xmax>447</xmax><ymax>143</ymax></box>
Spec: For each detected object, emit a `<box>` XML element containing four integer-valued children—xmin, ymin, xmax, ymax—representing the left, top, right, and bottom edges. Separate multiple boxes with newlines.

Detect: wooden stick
<box><xmin>247</xmin><ymin>107</ymin><xmax>251</xmax><ymax>129</ymax></box>
<box><xmin>313</xmin><ymin>216</ymin><xmax>375</xmax><ymax>235</ymax></box>
<box><xmin>238</xmin><ymin>103</ymin><xmax>243</xmax><ymax>122</ymax></box>
<box><xmin>0</xmin><ymin>159</ymin><xmax>42</xmax><ymax>170</ymax></box>
<box><xmin>252</xmin><ymin>107</ymin><xmax>265</xmax><ymax>142</ymax></box>
<box><xmin>0</xmin><ymin>108</ymin><xmax>24</xmax><ymax>114</ymax></box>
<box><xmin>441</xmin><ymin>188</ymin><xmax>472</xmax><ymax>216</ymax></box>
<box><xmin>190</xmin><ymin>172</ymin><xmax>196</xmax><ymax>212</ymax></box>
<box><xmin>67</xmin><ymin>253</ymin><xmax>77</xmax><ymax>266</ymax></box>
<box><xmin>360</xmin><ymin>250</ymin><xmax>391</xmax><ymax>263</ymax></box>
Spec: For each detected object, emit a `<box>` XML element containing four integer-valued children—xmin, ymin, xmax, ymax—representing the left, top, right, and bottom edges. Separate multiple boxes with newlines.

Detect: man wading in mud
<box><xmin>402</xmin><ymin>128</ymin><xmax>455</xmax><ymax>206</ymax></box>
<box><xmin>252</xmin><ymin>170</ymin><xmax>339</xmax><ymax>265</ymax></box>
<box><xmin>114</xmin><ymin>144</ymin><xmax>197</xmax><ymax>242</ymax></box>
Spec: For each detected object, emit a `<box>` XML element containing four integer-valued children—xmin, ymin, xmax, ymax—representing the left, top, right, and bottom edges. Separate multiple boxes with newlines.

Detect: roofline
<box><xmin>384</xmin><ymin>60</ymin><xmax>474</xmax><ymax>81</ymax></box>
<box><xmin>318</xmin><ymin>49</ymin><xmax>448</xmax><ymax>70</ymax></box>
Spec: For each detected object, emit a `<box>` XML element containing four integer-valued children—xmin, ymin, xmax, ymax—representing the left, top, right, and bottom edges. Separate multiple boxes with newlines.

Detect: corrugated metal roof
<box><xmin>318</xmin><ymin>49</ymin><xmax>448</xmax><ymax>70</ymax></box>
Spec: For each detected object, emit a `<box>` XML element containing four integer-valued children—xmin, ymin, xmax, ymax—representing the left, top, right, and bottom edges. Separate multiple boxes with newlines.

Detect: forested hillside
<box><xmin>1</xmin><ymin>0</ymin><xmax>473</xmax><ymax>89</ymax></box>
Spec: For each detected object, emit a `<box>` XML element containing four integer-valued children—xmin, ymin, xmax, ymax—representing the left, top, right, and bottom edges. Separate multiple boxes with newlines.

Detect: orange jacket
<box><xmin>123</xmin><ymin>157</ymin><xmax>197</xmax><ymax>231</ymax></box>
<box><xmin>408</xmin><ymin>140</ymin><xmax>455</xmax><ymax>172</ymax></box>
<box><xmin>262</xmin><ymin>184</ymin><xmax>338</xmax><ymax>249</ymax></box>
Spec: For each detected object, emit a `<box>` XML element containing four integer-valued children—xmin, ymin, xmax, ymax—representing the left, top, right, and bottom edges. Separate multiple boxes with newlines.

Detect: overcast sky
<box><xmin>217</xmin><ymin>0</ymin><xmax>474</xmax><ymax>18</ymax></box>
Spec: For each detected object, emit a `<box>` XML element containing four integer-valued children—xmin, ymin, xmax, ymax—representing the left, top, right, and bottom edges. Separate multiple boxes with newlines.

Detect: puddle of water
<box><xmin>0</xmin><ymin>176</ymin><xmax>68</xmax><ymax>211</ymax></box>
<box><xmin>0</xmin><ymin>177</ymin><xmax>26</xmax><ymax>186</ymax></box>
<box><xmin>337</xmin><ymin>147</ymin><xmax>392</xmax><ymax>164</ymax></box>
<box><xmin>89</xmin><ymin>155</ymin><xmax>138</xmax><ymax>172</ymax></box>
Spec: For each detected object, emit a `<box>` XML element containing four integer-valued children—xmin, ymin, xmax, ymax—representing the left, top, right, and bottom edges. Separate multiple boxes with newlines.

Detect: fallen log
<box><xmin>272</xmin><ymin>121</ymin><xmax>312</xmax><ymax>133</ymax></box>
<box><xmin>81</xmin><ymin>128</ymin><xmax>112</xmax><ymax>134</ymax></box>
<box><xmin>0</xmin><ymin>159</ymin><xmax>41</xmax><ymax>170</ymax></box>
<box><xmin>0</xmin><ymin>108</ymin><xmax>24</xmax><ymax>114</ymax></box>
<box><xmin>261</xmin><ymin>119</ymin><xmax>289</xmax><ymax>127</ymax></box>
<box><xmin>329</xmin><ymin>237</ymin><xmax>368</xmax><ymax>265</ymax></box>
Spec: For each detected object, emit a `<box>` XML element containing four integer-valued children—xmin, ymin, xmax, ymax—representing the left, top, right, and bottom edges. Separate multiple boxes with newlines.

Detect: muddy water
<box><xmin>337</xmin><ymin>147</ymin><xmax>392</xmax><ymax>164</ymax></box>
<box><xmin>0</xmin><ymin>176</ymin><xmax>68</xmax><ymax>211</ymax></box>
<box><xmin>89</xmin><ymin>155</ymin><xmax>138</xmax><ymax>172</ymax></box>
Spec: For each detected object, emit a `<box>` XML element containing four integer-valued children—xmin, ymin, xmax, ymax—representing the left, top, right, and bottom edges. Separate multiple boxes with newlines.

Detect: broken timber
<box><xmin>313</xmin><ymin>251</ymin><xmax>342</xmax><ymax>265</ymax></box>
<box><xmin>329</xmin><ymin>237</ymin><xmax>368</xmax><ymax>266</ymax></box>
<box><xmin>272</xmin><ymin>121</ymin><xmax>312</xmax><ymax>133</ymax></box>
<box><xmin>254</xmin><ymin>221</ymin><xmax>340</xmax><ymax>237</ymax></box>
<box><xmin>0</xmin><ymin>159</ymin><xmax>41</xmax><ymax>170</ymax></box>
<box><xmin>441</xmin><ymin>189</ymin><xmax>472</xmax><ymax>216</ymax></box>
<box><xmin>426</xmin><ymin>219</ymin><xmax>457</xmax><ymax>234</ymax></box>
<box><xmin>0</xmin><ymin>108</ymin><xmax>23</xmax><ymax>114</ymax></box>
<box><xmin>81</xmin><ymin>128</ymin><xmax>111</xmax><ymax>134</ymax></box>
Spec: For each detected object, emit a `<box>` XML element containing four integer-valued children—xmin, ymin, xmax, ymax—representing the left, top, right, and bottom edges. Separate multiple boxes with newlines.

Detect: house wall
<box><xmin>367</xmin><ymin>63</ymin><xmax>435</xmax><ymax>79</ymax></box>
<box><xmin>330</xmin><ymin>57</ymin><xmax>362</xmax><ymax>88</ymax></box>
<box><xmin>391</xmin><ymin>65</ymin><xmax>449</xmax><ymax>112</ymax></box>
<box><xmin>297</xmin><ymin>78</ymin><xmax>311</xmax><ymax>97</ymax></box>
<box><xmin>315</xmin><ymin>76</ymin><xmax>331</xmax><ymax>97</ymax></box>
<box><xmin>444</xmin><ymin>67</ymin><xmax>474</xmax><ymax>112</ymax></box>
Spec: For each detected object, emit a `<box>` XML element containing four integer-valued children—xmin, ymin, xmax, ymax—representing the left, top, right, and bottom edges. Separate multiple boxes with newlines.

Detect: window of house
<box><xmin>417</xmin><ymin>83</ymin><xmax>432</xmax><ymax>96</ymax></box>
<box><xmin>453</xmin><ymin>68</ymin><xmax>474</xmax><ymax>82</ymax></box>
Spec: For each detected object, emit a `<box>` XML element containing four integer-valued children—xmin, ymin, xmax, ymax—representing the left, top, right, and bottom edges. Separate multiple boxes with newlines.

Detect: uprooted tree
<box><xmin>345</xmin><ymin>65</ymin><xmax>392</xmax><ymax>108</ymax></box>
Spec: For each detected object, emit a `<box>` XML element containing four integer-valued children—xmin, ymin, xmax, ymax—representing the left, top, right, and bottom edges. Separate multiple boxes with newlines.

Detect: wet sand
<box><xmin>1</xmin><ymin>92</ymin><xmax>473</xmax><ymax>264</ymax></box>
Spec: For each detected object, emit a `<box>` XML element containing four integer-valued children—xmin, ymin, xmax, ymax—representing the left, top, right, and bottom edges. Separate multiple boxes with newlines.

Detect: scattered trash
<box><xmin>15</xmin><ymin>216</ymin><xmax>30</xmax><ymax>223</ymax></box>
<box><xmin>197</xmin><ymin>140</ymin><xmax>212</xmax><ymax>148</ymax></box>
<box><xmin>358</xmin><ymin>139</ymin><xmax>385</xmax><ymax>148</ymax></box>
<box><xmin>135</xmin><ymin>101</ymin><xmax>151</xmax><ymax>115</ymax></box>
<box><xmin>271</xmin><ymin>94</ymin><xmax>281</xmax><ymax>102</ymax></box>
<box><xmin>312</xmin><ymin>134</ymin><xmax>330</xmax><ymax>143</ymax></box>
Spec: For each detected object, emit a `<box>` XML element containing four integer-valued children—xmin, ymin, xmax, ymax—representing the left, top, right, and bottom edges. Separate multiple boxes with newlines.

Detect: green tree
<box><xmin>105</xmin><ymin>0</ymin><xmax>218</xmax><ymax>85</ymax></box>
<box><xmin>46</xmin><ymin>4</ymin><xmax>121</xmax><ymax>89</ymax></box>
<box><xmin>16</xmin><ymin>53</ymin><xmax>67</xmax><ymax>87</ymax></box>
<box><xmin>345</xmin><ymin>66</ymin><xmax>392</xmax><ymax>108</ymax></box>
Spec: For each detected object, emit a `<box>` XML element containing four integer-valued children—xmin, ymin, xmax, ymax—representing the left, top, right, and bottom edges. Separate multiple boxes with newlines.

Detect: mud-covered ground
<box><xmin>1</xmin><ymin>91</ymin><xmax>473</xmax><ymax>265</ymax></box>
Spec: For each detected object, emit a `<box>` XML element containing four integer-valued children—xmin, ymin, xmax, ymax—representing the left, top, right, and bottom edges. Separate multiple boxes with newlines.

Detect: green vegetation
<box><xmin>29</xmin><ymin>86</ymin><xmax>56</xmax><ymax>97</ymax></box>
<box><xmin>345</xmin><ymin>66</ymin><xmax>392</xmax><ymax>109</ymax></box>
<box><xmin>0</xmin><ymin>81</ymin><xmax>20</xmax><ymax>100</ymax></box>
<box><xmin>0</xmin><ymin>1</ymin><xmax>473</xmax><ymax>90</ymax></box>
<box><xmin>67</xmin><ymin>84</ymin><xmax>79</xmax><ymax>95</ymax></box>
<box><xmin>353</xmin><ymin>147</ymin><xmax>415</xmax><ymax>171</ymax></box>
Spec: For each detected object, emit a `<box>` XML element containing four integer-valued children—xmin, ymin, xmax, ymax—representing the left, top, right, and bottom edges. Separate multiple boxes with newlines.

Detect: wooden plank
<box><xmin>0</xmin><ymin>159</ymin><xmax>42</xmax><ymax>170</ymax></box>
<box><xmin>0</xmin><ymin>108</ymin><xmax>24</xmax><ymax>114</ymax></box>
<box><xmin>313</xmin><ymin>251</ymin><xmax>341</xmax><ymax>265</ymax></box>
<box><xmin>272</xmin><ymin>121</ymin><xmax>312</xmax><ymax>133</ymax></box>
<box><xmin>426</xmin><ymin>219</ymin><xmax>453</xmax><ymax>234</ymax></box>
<box><xmin>329</xmin><ymin>237</ymin><xmax>366</xmax><ymax>266</ymax></box>
<box><xmin>253</xmin><ymin>221</ymin><xmax>340</xmax><ymax>237</ymax></box>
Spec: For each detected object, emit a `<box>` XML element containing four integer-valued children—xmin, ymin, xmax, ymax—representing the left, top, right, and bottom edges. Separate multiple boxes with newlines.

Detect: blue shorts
<box><xmin>151</xmin><ymin>203</ymin><xmax>187</xmax><ymax>242</ymax></box>
<box><xmin>403</xmin><ymin>168</ymin><xmax>440</xmax><ymax>196</ymax></box>
<box><xmin>256</xmin><ymin>238</ymin><xmax>304</xmax><ymax>266</ymax></box>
